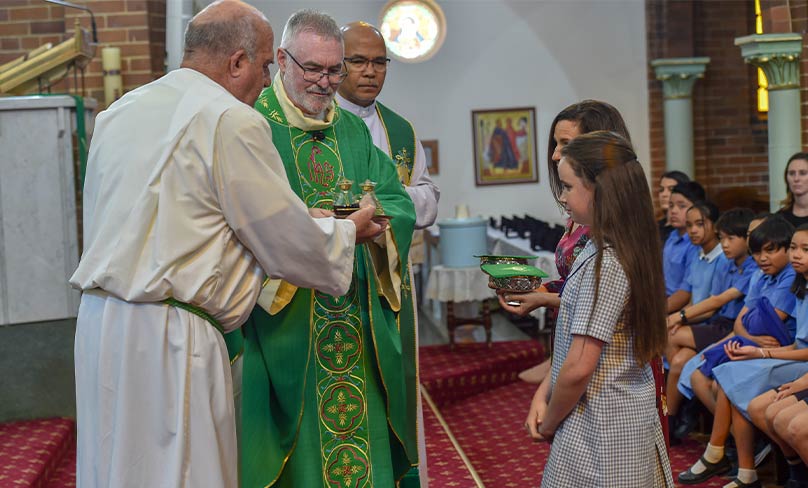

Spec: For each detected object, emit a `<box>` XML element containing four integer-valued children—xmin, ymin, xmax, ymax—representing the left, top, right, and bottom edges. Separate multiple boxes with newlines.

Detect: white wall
<box><xmin>226</xmin><ymin>0</ymin><xmax>650</xmax><ymax>225</ymax></box>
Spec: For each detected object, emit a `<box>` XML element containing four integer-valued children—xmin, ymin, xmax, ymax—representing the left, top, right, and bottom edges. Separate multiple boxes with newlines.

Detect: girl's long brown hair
<box><xmin>561</xmin><ymin>131</ymin><xmax>667</xmax><ymax>364</ymax></box>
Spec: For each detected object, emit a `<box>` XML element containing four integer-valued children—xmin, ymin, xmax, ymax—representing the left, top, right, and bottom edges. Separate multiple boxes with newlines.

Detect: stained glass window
<box><xmin>379</xmin><ymin>0</ymin><xmax>446</xmax><ymax>63</ymax></box>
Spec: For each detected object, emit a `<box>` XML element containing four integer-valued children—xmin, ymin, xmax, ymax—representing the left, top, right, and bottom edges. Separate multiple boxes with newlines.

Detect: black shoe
<box><xmin>722</xmin><ymin>477</ymin><xmax>762</xmax><ymax>488</ymax></box>
<box><xmin>678</xmin><ymin>455</ymin><xmax>732</xmax><ymax>485</ymax></box>
<box><xmin>784</xmin><ymin>480</ymin><xmax>808</xmax><ymax>488</ymax></box>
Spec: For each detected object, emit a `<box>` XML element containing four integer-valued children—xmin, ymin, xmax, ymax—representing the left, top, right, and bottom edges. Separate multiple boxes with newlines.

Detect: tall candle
<box><xmin>102</xmin><ymin>46</ymin><xmax>122</xmax><ymax>106</ymax></box>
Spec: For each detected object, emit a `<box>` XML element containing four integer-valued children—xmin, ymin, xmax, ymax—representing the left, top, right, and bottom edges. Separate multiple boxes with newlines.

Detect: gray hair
<box><xmin>184</xmin><ymin>6</ymin><xmax>270</xmax><ymax>61</ymax></box>
<box><xmin>279</xmin><ymin>9</ymin><xmax>342</xmax><ymax>50</ymax></box>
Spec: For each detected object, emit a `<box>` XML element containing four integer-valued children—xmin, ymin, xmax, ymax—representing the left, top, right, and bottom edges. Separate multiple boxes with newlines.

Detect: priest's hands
<box><xmin>347</xmin><ymin>206</ymin><xmax>387</xmax><ymax>243</ymax></box>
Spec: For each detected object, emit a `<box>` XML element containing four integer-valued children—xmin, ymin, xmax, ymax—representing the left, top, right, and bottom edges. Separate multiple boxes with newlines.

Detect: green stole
<box><xmin>236</xmin><ymin>85</ymin><xmax>418</xmax><ymax>488</ymax></box>
<box><xmin>375</xmin><ymin>101</ymin><xmax>416</xmax><ymax>186</ymax></box>
<box><xmin>373</xmin><ymin>102</ymin><xmax>421</xmax><ymax>488</ymax></box>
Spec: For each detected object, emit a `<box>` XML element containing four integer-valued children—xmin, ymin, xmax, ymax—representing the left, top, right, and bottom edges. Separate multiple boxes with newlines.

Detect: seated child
<box><xmin>665</xmin><ymin>207</ymin><xmax>757</xmax><ymax>428</ymax></box>
<box><xmin>678</xmin><ymin>219</ymin><xmax>804</xmax><ymax>488</ymax></box>
<box><xmin>676</xmin><ymin>213</ymin><xmax>771</xmax><ymax>413</ymax></box>
<box><xmin>750</xmin><ymin>371</ymin><xmax>808</xmax><ymax>487</ymax></box>
<box><xmin>664</xmin><ymin>181</ymin><xmax>705</xmax><ymax>312</ymax></box>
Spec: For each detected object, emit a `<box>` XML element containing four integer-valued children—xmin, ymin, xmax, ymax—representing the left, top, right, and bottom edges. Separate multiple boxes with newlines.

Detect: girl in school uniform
<box><xmin>500</xmin><ymin>131</ymin><xmax>673</xmax><ymax>487</ymax></box>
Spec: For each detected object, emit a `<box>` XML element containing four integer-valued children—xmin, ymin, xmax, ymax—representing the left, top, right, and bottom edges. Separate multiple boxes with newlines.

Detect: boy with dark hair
<box><xmin>665</xmin><ymin>181</ymin><xmax>707</xmax><ymax>312</ymax></box>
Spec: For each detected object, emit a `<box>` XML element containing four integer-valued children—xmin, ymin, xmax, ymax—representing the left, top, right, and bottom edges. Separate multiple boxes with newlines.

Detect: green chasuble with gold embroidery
<box><xmin>236</xmin><ymin>78</ymin><xmax>418</xmax><ymax>488</ymax></box>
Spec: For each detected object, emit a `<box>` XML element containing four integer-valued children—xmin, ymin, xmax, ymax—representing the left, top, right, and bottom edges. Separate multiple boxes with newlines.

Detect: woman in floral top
<box><xmin>516</xmin><ymin>100</ymin><xmax>630</xmax><ymax>384</ymax></box>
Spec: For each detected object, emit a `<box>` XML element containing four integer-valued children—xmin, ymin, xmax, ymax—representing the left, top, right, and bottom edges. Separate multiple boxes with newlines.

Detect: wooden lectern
<box><xmin>0</xmin><ymin>20</ymin><xmax>95</xmax><ymax>96</ymax></box>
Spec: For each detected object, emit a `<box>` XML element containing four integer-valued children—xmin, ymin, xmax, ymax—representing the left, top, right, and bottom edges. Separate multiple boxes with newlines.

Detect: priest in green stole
<box><xmin>335</xmin><ymin>22</ymin><xmax>440</xmax><ymax>488</ymax></box>
<box><xmin>232</xmin><ymin>10</ymin><xmax>419</xmax><ymax>488</ymax></box>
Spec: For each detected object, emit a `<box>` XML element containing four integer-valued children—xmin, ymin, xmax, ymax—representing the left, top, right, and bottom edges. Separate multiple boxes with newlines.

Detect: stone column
<box><xmin>651</xmin><ymin>57</ymin><xmax>710</xmax><ymax>177</ymax></box>
<box><xmin>736</xmin><ymin>33</ymin><xmax>803</xmax><ymax>211</ymax></box>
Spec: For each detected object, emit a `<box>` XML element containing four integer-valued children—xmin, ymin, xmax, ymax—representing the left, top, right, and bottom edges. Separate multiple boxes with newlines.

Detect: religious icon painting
<box><xmin>422</xmin><ymin>139</ymin><xmax>439</xmax><ymax>175</ymax></box>
<box><xmin>379</xmin><ymin>0</ymin><xmax>446</xmax><ymax>63</ymax></box>
<box><xmin>472</xmin><ymin>107</ymin><xmax>538</xmax><ymax>186</ymax></box>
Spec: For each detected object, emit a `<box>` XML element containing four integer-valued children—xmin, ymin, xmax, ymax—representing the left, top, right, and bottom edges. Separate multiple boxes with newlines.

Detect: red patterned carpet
<box><xmin>0</xmin><ymin>417</ymin><xmax>76</xmax><ymax>487</ymax></box>
<box><xmin>420</xmin><ymin>340</ymin><xmax>544</xmax><ymax>407</ymax></box>
<box><xmin>421</xmin><ymin>339</ymin><xmax>732</xmax><ymax>487</ymax></box>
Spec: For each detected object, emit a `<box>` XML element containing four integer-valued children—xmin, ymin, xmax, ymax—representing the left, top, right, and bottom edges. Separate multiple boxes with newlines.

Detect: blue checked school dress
<box><xmin>542</xmin><ymin>241</ymin><xmax>674</xmax><ymax>487</ymax></box>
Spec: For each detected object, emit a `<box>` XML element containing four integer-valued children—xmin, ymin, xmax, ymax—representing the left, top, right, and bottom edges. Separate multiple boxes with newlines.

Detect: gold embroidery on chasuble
<box><xmin>283</xmin><ymin>129</ymin><xmax>374</xmax><ymax>487</ymax></box>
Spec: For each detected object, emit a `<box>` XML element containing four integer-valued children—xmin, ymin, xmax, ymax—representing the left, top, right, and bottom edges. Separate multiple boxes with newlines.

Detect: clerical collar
<box><xmin>335</xmin><ymin>93</ymin><xmax>376</xmax><ymax>119</ymax></box>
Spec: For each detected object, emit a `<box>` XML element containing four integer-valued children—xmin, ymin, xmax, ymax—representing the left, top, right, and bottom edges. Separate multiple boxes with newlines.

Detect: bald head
<box><xmin>341</xmin><ymin>21</ymin><xmax>385</xmax><ymax>48</ymax></box>
<box><xmin>183</xmin><ymin>0</ymin><xmax>272</xmax><ymax>63</ymax></box>
<box><xmin>181</xmin><ymin>0</ymin><xmax>275</xmax><ymax>106</ymax></box>
<box><xmin>338</xmin><ymin>21</ymin><xmax>389</xmax><ymax>107</ymax></box>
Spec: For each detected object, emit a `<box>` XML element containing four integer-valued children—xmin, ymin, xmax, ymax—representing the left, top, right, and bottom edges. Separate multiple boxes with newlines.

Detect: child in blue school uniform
<box><xmin>678</xmin><ymin>215</ymin><xmax>798</xmax><ymax>487</ymax></box>
<box><xmin>676</xmin><ymin>214</ymin><xmax>771</xmax><ymax>407</ymax></box>
<box><xmin>664</xmin><ymin>208</ymin><xmax>758</xmax><ymax>435</ymax></box>
<box><xmin>715</xmin><ymin>225</ymin><xmax>808</xmax><ymax>488</ymax></box>
<box><xmin>664</xmin><ymin>182</ymin><xmax>705</xmax><ymax>312</ymax></box>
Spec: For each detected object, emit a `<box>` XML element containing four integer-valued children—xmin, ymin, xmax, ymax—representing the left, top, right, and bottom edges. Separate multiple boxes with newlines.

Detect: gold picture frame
<box><xmin>471</xmin><ymin>107</ymin><xmax>538</xmax><ymax>186</ymax></box>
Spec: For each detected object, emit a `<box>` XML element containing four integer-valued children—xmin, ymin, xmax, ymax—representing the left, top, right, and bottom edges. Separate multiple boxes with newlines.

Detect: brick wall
<box><xmin>646</xmin><ymin>1</ymin><xmax>770</xmax><ymax>206</ymax></box>
<box><xmin>0</xmin><ymin>0</ymin><xmax>166</xmax><ymax>109</ymax></box>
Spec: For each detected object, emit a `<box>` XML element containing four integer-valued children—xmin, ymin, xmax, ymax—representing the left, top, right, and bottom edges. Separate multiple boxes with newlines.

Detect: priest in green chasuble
<box><xmin>232</xmin><ymin>9</ymin><xmax>419</xmax><ymax>488</ymax></box>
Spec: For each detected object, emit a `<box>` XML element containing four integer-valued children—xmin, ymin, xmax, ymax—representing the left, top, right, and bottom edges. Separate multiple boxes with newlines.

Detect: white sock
<box><xmin>736</xmin><ymin>468</ymin><xmax>757</xmax><ymax>484</ymax></box>
<box><xmin>691</xmin><ymin>443</ymin><xmax>724</xmax><ymax>474</ymax></box>
<box><xmin>722</xmin><ymin>468</ymin><xmax>757</xmax><ymax>487</ymax></box>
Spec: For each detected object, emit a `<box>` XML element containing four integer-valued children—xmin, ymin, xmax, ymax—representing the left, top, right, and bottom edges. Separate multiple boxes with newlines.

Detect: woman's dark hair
<box><xmin>671</xmin><ymin>181</ymin><xmax>706</xmax><ymax>205</ymax></box>
<box><xmin>660</xmin><ymin>170</ymin><xmax>690</xmax><ymax>186</ymax></box>
<box><xmin>687</xmin><ymin>200</ymin><xmax>720</xmax><ymax>225</ymax></box>
<box><xmin>780</xmin><ymin>152</ymin><xmax>808</xmax><ymax>211</ymax></box>
<box><xmin>715</xmin><ymin>207</ymin><xmax>755</xmax><ymax>238</ymax></box>
<box><xmin>748</xmin><ymin>214</ymin><xmax>795</xmax><ymax>254</ymax></box>
<box><xmin>547</xmin><ymin>100</ymin><xmax>631</xmax><ymax>205</ymax></box>
<box><xmin>791</xmin><ymin>224</ymin><xmax>808</xmax><ymax>299</ymax></box>
<box><xmin>561</xmin><ymin>131</ymin><xmax>666</xmax><ymax>364</ymax></box>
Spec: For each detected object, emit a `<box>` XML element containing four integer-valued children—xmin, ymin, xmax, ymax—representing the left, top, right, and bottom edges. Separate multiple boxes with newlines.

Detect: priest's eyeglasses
<box><xmin>283</xmin><ymin>49</ymin><xmax>347</xmax><ymax>84</ymax></box>
<box><xmin>343</xmin><ymin>56</ymin><xmax>391</xmax><ymax>73</ymax></box>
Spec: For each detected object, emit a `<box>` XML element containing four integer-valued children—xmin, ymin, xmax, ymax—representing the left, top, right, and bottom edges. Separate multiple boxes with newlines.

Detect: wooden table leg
<box><xmin>482</xmin><ymin>299</ymin><xmax>492</xmax><ymax>347</ymax></box>
<box><xmin>446</xmin><ymin>301</ymin><xmax>457</xmax><ymax>350</ymax></box>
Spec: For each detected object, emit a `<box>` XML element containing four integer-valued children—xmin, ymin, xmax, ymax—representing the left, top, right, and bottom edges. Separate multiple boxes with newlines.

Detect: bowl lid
<box><xmin>481</xmin><ymin>263</ymin><xmax>549</xmax><ymax>279</ymax></box>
